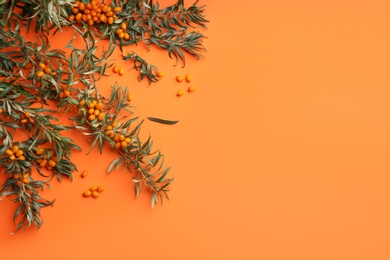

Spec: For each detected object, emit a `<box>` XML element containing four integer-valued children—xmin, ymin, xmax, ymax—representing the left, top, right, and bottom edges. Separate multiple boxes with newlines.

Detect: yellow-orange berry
<box><xmin>22</xmin><ymin>178</ymin><xmax>30</xmax><ymax>184</ymax></box>
<box><xmin>127</xmin><ymin>93</ymin><xmax>133</xmax><ymax>102</ymax></box>
<box><xmin>91</xmin><ymin>191</ymin><xmax>99</xmax><ymax>198</ymax></box>
<box><xmin>39</xmin><ymin>159</ymin><xmax>47</xmax><ymax>168</ymax></box>
<box><xmin>88</xmin><ymin>114</ymin><xmax>96</xmax><ymax>121</ymax></box>
<box><xmin>157</xmin><ymin>72</ymin><xmax>165</xmax><ymax>78</ymax></box>
<box><xmin>107</xmin><ymin>17</ymin><xmax>114</xmax><ymax>24</ymax></box>
<box><xmin>177</xmin><ymin>90</ymin><xmax>185</xmax><ymax>97</ymax></box>
<box><xmin>90</xmin><ymin>186</ymin><xmax>98</xmax><ymax>191</ymax></box>
<box><xmin>12</xmin><ymin>145</ymin><xmax>19</xmax><ymax>153</ymax></box>
<box><xmin>9</xmin><ymin>155</ymin><xmax>16</xmax><ymax>160</ymax></box>
<box><xmin>69</xmin><ymin>14</ymin><xmax>75</xmax><ymax>22</ymax></box>
<box><xmin>97</xmin><ymin>113</ymin><xmax>105</xmax><ymax>122</ymax></box>
<box><xmin>97</xmin><ymin>186</ymin><xmax>105</xmax><ymax>192</ymax></box>
<box><xmin>81</xmin><ymin>170</ymin><xmax>88</xmax><ymax>178</ymax></box>
<box><xmin>125</xmin><ymin>137</ymin><xmax>131</xmax><ymax>144</ymax></box>
<box><xmin>83</xmin><ymin>190</ymin><xmax>92</xmax><ymax>197</ymax></box>
<box><xmin>113</xmin><ymin>6</ymin><xmax>122</xmax><ymax>12</ymax></box>
<box><xmin>6</xmin><ymin>149</ymin><xmax>13</xmax><ymax>156</ymax></box>
<box><xmin>35</xmin><ymin>70</ymin><xmax>44</xmax><ymax>78</ymax></box>
<box><xmin>188</xmin><ymin>86</ymin><xmax>196</xmax><ymax>92</ymax></box>
<box><xmin>79</xmin><ymin>99</ymin><xmax>86</xmax><ymax>106</ymax></box>
<box><xmin>118</xmin><ymin>68</ymin><xmax>124</xmax><ymax>75</ymax></box>
<box><xmin>88</xmin><ymin>108</ymin><xmax>95</xmax><ymax>114</ymax></box>
<box><xmin>120</xmin><ymin>22</ymin><xmax>127</xmax><ymax>30</ymax></box>
<box><xmin>38</xmin><ymin>63</ymin><xmax>46</xmax><ymax>70</ymax></box>
<box><xmin>114</xmin><ymin>142</ymin><xmax>121</xmax><ymax>149</ymax></box>
<box><xmin>95</xmin><ymin>102</ymin><xmax>103</xmax><ymax>110</ymax></box>
<box><xmin>185</xmin><ymin>74</ymin><xmax>192</xmax><ymax>82</ymax></box>
<box><xmin>36</xmin><ymin>147</ymin><xmax>44</xmax><ymax>155</ymax></box>
<box><xmin>113</xmin><ymin>65</ymin><xmax>119</xmax><ymax>73</ymax></box>
<box><xmin>15</xmin><ymin>150</ymin><xmax>24</xmax><ymax>157</ymax></box>
<box><xmin>48</xmin><ymin>160</ymin><xmax>56</xmax><ymax>167</ymax></box>
<box><xmin>176</xmin><ymin>75</ymin><xmax>184</xmax><ymax>82</ymax></box>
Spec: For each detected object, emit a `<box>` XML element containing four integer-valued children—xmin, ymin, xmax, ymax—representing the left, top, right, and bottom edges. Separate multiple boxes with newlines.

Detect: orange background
<box><xmin>2</xmin><ymin>0</ymin><xmax>390</xmax><ymax>259</ymax></box>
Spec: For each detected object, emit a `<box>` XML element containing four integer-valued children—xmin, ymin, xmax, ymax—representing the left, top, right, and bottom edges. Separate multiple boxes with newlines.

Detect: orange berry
<box><xmin>79</xmin><ymin>99</ymin><xmax>86</xmax><ymax>106</ymax></box>
<box><xmin>114</xmin><ymin>142</ymin><xmax>121</xmax><ymax>149</ymax></box>
<box><xmin>78</xmin><ymin>2</ymin><xmax>85</xmax><ymax>10</ymax></box>
<box><xmin>46</xmin><ymin>165</ymin><xmax>53</xmax><ymax>171</ymax></box>
<box><xmin>109</xmin><ymin>132</ymin><xmax>115</xmax><ymax>139</ymax></box>
<box><xmin>21</xmin><ymin>119</ymin><xmax>28</xmax><ymax>124</ymax></box>
<box><xmin>185</xmin><ymin>74</ymin><xmax>192</xmax><ymax>82</ymax></box>
<box><xmin>81</xmin><ymin>170</ymin><xmax>88</xmax><ymax>178</ymax></box>
<box><xmin>58</xmin><ymin>91</ymin><xmax>65</xmax><ymax>98</ymax></box>
<box><xmin>177</xmin><ymin>90</ymin><xmax>185</xmax><ymax>97</ymax></box>
<box><xmin>97</xmin><ymin>186</ymin><xmax>105</xmax><ymax>192</ymax></box>
<box><xmin>72</xmin><ymin>7</ymin><xmax>79</xmax><ymax>14</ymax></box>
<box><xmin>116</xmin><ymin>28</ymin><xmax>123</xmax><ymax>34</ymax></box>
<box><xmin>88</xmin><ymin>108</ymin><xmax>95</xmax><ymax>114</ymax></box>
<box><xmin>120</xmin><ymin>22</ymin><xmax>126</xmax><ymax>30</ymax></box>
<box><xmin>15</xmin><ymin>150</ymin><xmax>24</xmax><ymax>157</ymax></box>
<box><xmin>127</xmin><ymin>93</ymin><xmax>133</xmax><ymax>102</ymax></box>
<box><xmin>48</xmin><ymin>160</ymin><xmax>56</xmax><ymax>167</ymax></box>
<box><xmin>119</xmin><ymin>134</ymin><xmax>125</xmax><ymax>141</ymax></box>
<box><xmin>88</xmin><ymin>102</ymin><xmax>95</xmax><ymax>108</ymax></box>
<box><xmin>124</xmin><ymin>33</ymin><xmax>130</xmax><ymax>40</ymax></box>
<box><xmin>106</xmin><ymin>125</ymin><xmax>113</xmax><ymax>131</ymax></box>
<box><xmin>188</xmin><ymin>86</ymin><xmax>196</xmax><ymax>92</ymax></box>
<box><xmin>16</xmin><ymin>180</ymin><xmax>22</xmax><ymax>186</ymax></box>
<box><xmin>113</xmin><ymin>135</ymin><xmax>120</xmax><ymax>142</ymax></box>
<box><xmin>125</xmin><ymin>137</ymin><xmax>131</xmax><ymax>144</ymax></box>
<box><xmin>176</xmin><ymin>75</ymin><xmax>184</xmax><ymax>82</ymax></box>
<box><xmin>64</xmin><ymin>89</ymin><xmax>71</xmax><ymax>97</ymax></box>
<box><xmin>90</xmin><ymin>10</ymin><xmax>97</xmax><ymax>17</ymax></box>
<box><xmin>38</xmin><ymin>62</ymin><xmax>46</xmax><ymax>70</ymax></box>
<box><xmin>86</xmin><ymin>3</ymin><xmax>92</xmax><ymax>10</ymax></box>
<box><xmin>90</xmin><ymin>186</ymin><xmax>98</xmax><ymax>191</ymax></box>
<box><xmin>83</xmin><ymin>190</ymin><xmax>92</xmax><ymax>197</ymax></box>
<box><xmin>118</xmin><ymin>32</ymin><xmax>125</xmax><ymax>39</ymax></box>
<box><xmin>91</xmin><ymin>191</ymin><xmax>99</xmax><ymax>198</ymax></box>
<box><xmin>111</xmin><ymin>120</ymin><xmax>118</xmax><ymax>128</ymax></box>
<box><xmin>52</xmin><ymin>156</ymin><xmax>58</xmax><ymax>162</ymax></box>
<box><xmin>113</xmin><ymin>6</ymin><xmax>122</xmax><ymax>12</ymax></box>
<box><xmin>36</xmin><ymin>147</ymin><xmax>44</xmax><ymax>155</ymax></box>
<box><xmin>9</xmin><ymin>155</ymin><xmax>16</xmax><ymax>160</ymax></box>
<box><xmin>95</xmin><ymin>102</ymin><xmax>103</xmax><ymax>110</ymax></box>
<box><xmin>18</xmin><ymin>156</ymin><xmax>26</xmax><ymax>161</ymax></box>
<box><xmin>35</xmin><ymin>70</ymin><xmax>44</xmax><ymax>78</ymax></box>
<box><xmin>69</xmin><ymin>14</ymin><xmax>75</xmax><ymax>22</ymax></box>
<box><xmin>113</xmin><ymin>65</ymin><xmax>119</xmax><ymax>73</ymax></box>
<box><xmin>97</xmin><ymin>113</ymin><xmax>105</xmax><ymax>122</ymax></box>
<box><xmin>75</xmin><ymin>13</ymin><xmax>82</xmax><ymax>20</ymax></box>
<box><xmin>24</xmin><ymin>112</ymin><xmax>30</xmax><ymax>118</ymax></box>
<box><xmin>88</xmin><ymin>114</ymin><xmax>96</xmax><ymax>121</ymax></box>
<box><xmin>5</xmin><ymin>149</ymin><xmax>13</xmax><ymax>156</ymax></box>
<box><xmin>29</xmin><ymin>117</ymin><xmax>34</xmax><ymax>124</ymax></box>
<box><xmin>22</xmin><ymin>178</ymin><xmax>30</xmax><ymax>184</ymax></box>
<box><xmin>93</xmin><ymin>109</ymin><xmax>100</xmax><ymax>116</ymax></box>
<box><xmin>107</xmin><ymin>17</ymin><xmax>114</xmax><ymax>24</ymax></box>
<box><xmin>12</xmin><ymin>145</ymin><xmax>19</xmax><ymax>153</ymax></box>
<box><xmin>118</xmin><ymin>68</ymin><xmax>124</xmax><ymax>75</ymax></box>
<box><xmin>82</xmin><ymin>14</ymin><xmax>87</xmax><ymax>22</ymax></box>
<box><xmin>157</xmin><ymin>72</ymin><xmax>165</xmax><ymax>78</ymax></box>
<box><xmin>39</xmin><ymin>159</ymin><xmax>47</xmax><ymax>168</ymax></box>
<box><xmin>13</xmin><ymin>173</ymin><xmax>20</xmax><ymax>179</ymax></box>
<box><xmin>121</xmin><ymin>141</ymin><xmax>127</xmax><ymax>148</ymax></box>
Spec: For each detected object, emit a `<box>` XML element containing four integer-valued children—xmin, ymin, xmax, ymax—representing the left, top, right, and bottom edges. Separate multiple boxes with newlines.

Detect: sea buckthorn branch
<box><xmin>122</xmin><ymin>52</ymin><xmax>159</xmax><ymax>84</ymax></box>
<box><xmin>0</xmin><ymin>0</ymin><xmax>208</xmax><ymax>231</ymax></box>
